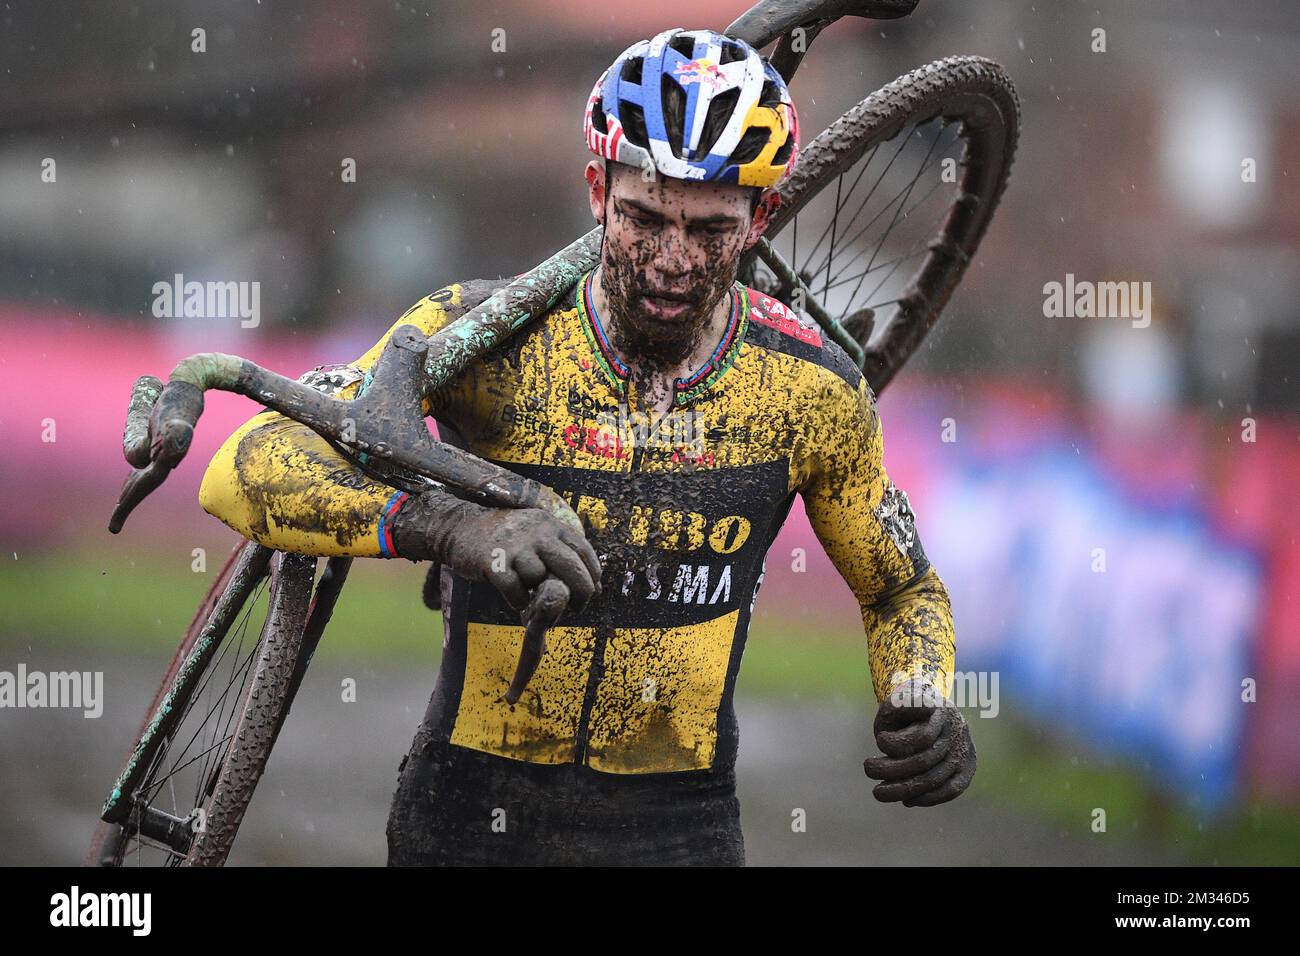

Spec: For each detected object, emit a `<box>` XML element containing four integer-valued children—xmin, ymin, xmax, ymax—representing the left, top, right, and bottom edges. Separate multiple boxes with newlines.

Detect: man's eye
<box><xmin>628</xmin><ymin>214</ymin><xmax>655</xmax><ymax>227</ymax></box>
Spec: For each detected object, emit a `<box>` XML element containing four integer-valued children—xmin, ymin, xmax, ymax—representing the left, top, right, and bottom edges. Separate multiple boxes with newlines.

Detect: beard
<box><xmin>598</xmin><ymin>236</ymin><xmax>739</xmax><ymax>376</ymax></box>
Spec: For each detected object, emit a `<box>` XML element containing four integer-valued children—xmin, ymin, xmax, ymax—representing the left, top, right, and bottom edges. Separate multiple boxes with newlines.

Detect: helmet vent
<box><xmin>700</xmin><ymin>88</ymin><xmax>740</xmax><ymax>158</ymax></box>
<box><xmin>730</xmin><ymin>126</ymin><xmax>770</xmax><ymax>165</ymax></box>
<box><xmin>621</xmin><ymin>101</ymin><xmax>649</xmax><ymax>150</ymax></box>
<box><xmin>720</xmin><ymin>42</ymin><xmax>746</xmax><ymax>65</ymax></box>
<box><xmin>669</xmin><ymin>34</ymin><xmax>696</xmax><ymax>59</ymax></box>
<box><xmin>771</xmin><ymin>132</ymin><xmax>794</xmax><ymax>167</ymax></box>
<box><xmin>590</xmin><ymin>100</ymin><xmax>609</xmax><ymax>136</ymax></box>
<box><xmin>662</xmin><ymin>74</ymin><xmax>687</xmax><ymax>158</ymax></box>
<box><xmin>620</xmin><ymin>57</ymin><xmax>642</xmax><ymax>86</ymax></box>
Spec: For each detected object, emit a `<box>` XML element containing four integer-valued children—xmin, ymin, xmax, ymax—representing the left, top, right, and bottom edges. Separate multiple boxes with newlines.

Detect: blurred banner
<box><xmin>894</xmin><ymin>385</ymin><xmax>1266</xmax><ymax>814</ymax></box>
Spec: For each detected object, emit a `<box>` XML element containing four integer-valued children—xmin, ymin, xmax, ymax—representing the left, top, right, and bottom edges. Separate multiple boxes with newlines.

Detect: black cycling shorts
<box><xmin>385</xmin><ymin>725</ymin><xmax>745</xmax><ymax>866</ymax></box>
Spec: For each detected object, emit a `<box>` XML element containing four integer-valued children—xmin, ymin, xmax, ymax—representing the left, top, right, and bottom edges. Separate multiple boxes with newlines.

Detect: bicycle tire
<box><xmin>88</xmin><ymin>547</ymin><xmax>317</xmax><ymax>866</ymax></box>
<box><xmin>85</xmin><ymin>537</ymin><xmax>268</xmax><ymax>866</ymax></box>
<box><xmin>181</xmin><ymin>551</ymin><xmax>317</xmax><ymax>866</ymax></box>
<box><xmin>753</xmin><ymin>55</ymin><xmax>1020</xmax><ymax>393</ymax></box>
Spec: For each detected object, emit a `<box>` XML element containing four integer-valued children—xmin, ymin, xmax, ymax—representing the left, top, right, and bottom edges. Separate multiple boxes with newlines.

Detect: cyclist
<box><xmin>198</xmin><ymin>27</ymin><xmax>974</xmax><ymax>866</ymax></box>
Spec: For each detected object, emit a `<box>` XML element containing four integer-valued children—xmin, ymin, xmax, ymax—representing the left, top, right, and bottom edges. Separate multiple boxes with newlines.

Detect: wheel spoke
<box><xmin>824</xmin><ymin>138</ymin><xmax>954</xmax><ymax>287</ymax></box>
<box><xmin>190</xmin><ymin>579</ymin><xmax>266</xmax><ymax>805</ymax></box>
<box><xmin>809</xmin><ymin>122</ymin><xmax>955</xmax><ymax>292</ymax></box>
<box><xmin>797</xmin><ymin>133</ymin><xmax>908</xmax><ymax>277</ymax></box>
<box><xmin>821</xmin><ymin>241</ymin><xmax>929</xmax><ymax>296</ymax></box>
<box><xmin>821</xmin><ymin>174</ymin><xmax>843</xmax><ymax>310</ymax></box>
<box><xmin>138</xmin><ymin>583</ymin><xmax>262</xmax><ymax>808</ymax></box>
<box><xmin>769</xmin><ymin>116</ymin><xmax>966</xmax><ymax>335</ymax></box>
<box><xmin>119</xmin><ymin>575</ymin><xmax>268</xmax><ymax>859</ymax></box>
<box><xmin>841</xmin><ymin>180</ymin><xmax>953</xmax><ymax>317</ymax></box>
<box><xmin>857</xmin><ymin>123</ymin><xmax>949</xmax><ymax>279</ymax></box>
<box><xmin>773</xmin><ymin>117</ymin><xmax>960</xmax><ymax>336</ymax></box>
<box><xmin>142</xmin><ymin>732</ymin><xmax>237</xmax><ymax>799</ymax></box>
<box><xmin>817</xmin><ymin>171</ymin><xmax>949</xmax><ymax>300</ymax></box>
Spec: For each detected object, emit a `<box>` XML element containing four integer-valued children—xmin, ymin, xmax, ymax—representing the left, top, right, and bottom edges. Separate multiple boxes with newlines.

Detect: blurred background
<box><xmin>1</xmin><ymin>0</ymin><xmax>1297</xmax><ymax>864</ymax></box>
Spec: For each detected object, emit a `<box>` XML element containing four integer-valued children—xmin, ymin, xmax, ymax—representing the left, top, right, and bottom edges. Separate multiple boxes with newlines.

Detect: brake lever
<box><xmin>505</xmin><ymin>577</ymin><xmax>570</xmax><ymax>705</ymax></box>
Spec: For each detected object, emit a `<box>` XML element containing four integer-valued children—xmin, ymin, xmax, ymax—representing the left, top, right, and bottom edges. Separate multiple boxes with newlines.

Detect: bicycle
<box><xmin>86</xmin><ymin>0</ymin><xmax>1020</xmax><ymax>866</ymax></box>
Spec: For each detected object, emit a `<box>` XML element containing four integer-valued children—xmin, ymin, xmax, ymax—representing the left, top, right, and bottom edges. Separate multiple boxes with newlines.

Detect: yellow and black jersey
<box><xmin>200</xmin><ymin>271</ymin><xmax>956</xmax><ymax>780</ymax></box>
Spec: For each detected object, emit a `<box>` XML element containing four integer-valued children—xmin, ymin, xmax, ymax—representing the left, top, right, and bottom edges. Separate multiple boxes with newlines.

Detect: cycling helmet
<box><xmin>583</xmin><ymin>28</ymin><xmax>799</xmax><ymax>190</ymax></box>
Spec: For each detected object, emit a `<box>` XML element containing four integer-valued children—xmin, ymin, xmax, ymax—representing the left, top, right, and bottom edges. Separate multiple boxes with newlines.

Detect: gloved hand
<box><xmin>391</xmin><ymin>491</ymin><xmax>602</xmax><ymax>613</ymax></box>
<box><xmin>862</xmin><ymin>677</ymin><xmax>976</xmax><ymax>807</ymax></box>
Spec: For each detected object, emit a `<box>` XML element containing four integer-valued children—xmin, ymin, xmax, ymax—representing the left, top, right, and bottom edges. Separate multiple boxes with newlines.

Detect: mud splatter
<box><xmin>596</xmin><ymin>163</ymin><xmax>755</xmax><ymax>411</ymax></box>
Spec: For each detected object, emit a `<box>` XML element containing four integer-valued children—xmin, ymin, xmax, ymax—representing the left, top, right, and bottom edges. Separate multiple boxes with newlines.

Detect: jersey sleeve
<box><xmin>799</xmin><ymin>370</ymin><xmax>957</xmax><ymax>702</ymax></box>
<box><xmin>197</xmin><ymin>285</ymin><xmax>470</xmax><ymax>558</ymax></box>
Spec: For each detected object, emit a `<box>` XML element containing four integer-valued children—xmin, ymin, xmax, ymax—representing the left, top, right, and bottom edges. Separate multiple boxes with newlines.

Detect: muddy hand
<box><xmin>391</xmin><ymin>495</ymin><xmax>603</xmax><ymax>702</ymax></box>
<box><xmin>391</xmin><ymin>496</ymin><xmax>601</xmax><ymax>609</ymax></box>
<box><xmin>863</xmin><ymin>678</ymin><xmax>976</xmax><ymax>807</ymax></box>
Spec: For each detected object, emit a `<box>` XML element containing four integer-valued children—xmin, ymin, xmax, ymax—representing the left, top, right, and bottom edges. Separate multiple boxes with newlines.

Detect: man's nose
<box><xmin>652</xmin><ymin>224</ymin><xmax>692</xmax><ymax>275</ymax></box>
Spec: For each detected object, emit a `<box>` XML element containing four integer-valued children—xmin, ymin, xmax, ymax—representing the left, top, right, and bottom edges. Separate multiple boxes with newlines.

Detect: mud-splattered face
<box><xmin>586</xmin><ymin>160</ymin><xmax>772</xmax><ymax>371</ymax></box>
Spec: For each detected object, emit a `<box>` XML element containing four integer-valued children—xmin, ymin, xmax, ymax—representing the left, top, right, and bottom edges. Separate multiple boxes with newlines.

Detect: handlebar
<box><xmin>729</xmin><ymin>0</ymin><xmax>917</xmax><ymax>48</ymax></box>
<box><xmin>727</xmin><ymin>0</ymin><xmax>919</xmax><ymax>85</ymax></box>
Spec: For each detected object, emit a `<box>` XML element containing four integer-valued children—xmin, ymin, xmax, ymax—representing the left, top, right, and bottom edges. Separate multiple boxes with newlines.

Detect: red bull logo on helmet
<box><xmin>674</xmin><ymin>57</ymin><xmax>728</xmax><ymax>93</ymax></box>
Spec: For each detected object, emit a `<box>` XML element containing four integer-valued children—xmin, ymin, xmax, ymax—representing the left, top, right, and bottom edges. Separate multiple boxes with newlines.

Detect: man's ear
<box><xmin>585</xmin><ymin>159</ymin><xmax>607</xmax><ymax>225</ymax></box>
<box><xmin>742</xmin><ymin>189</ymin><xmax>781</xmax><ymax>252</ymax></box>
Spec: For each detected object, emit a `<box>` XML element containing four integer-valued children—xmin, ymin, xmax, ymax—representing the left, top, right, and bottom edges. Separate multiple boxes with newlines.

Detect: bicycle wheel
<box><xmin>88</xmin><ymin>548</ymin><xmax>321</xmax><ymax>866</ymax></box>
<box><xmin>742</xmin><ymin>55</ymin><xmax>1020</xmax><ymax>393</ymax></box>
<box><xmin>85</xmin><ymin>537</ymin><xmax>267</xmax><ymax>865</ymax></box>
<box><xmin>182</xmin><ymin>550</ymin><xmax>316</xmax><ymax>866</ymax></box>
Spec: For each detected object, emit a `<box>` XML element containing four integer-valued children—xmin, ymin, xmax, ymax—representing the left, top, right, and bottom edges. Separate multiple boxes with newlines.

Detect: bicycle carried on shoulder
<box><xmin>87</xmin><ymin>0</ymin><xmax>1019</xmax><ymax>866</ymax></box>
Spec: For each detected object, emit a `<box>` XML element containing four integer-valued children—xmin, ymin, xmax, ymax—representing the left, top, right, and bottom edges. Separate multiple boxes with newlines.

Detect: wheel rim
<box><xmin>745</xmin><ymin>56</ymin><xmax>1020</xmax><ymax>393</ymax></box>
<box><xmin>108</xmin><ymin>571</ymin><xmax>275</xmax><ymax>866</ymax></box>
